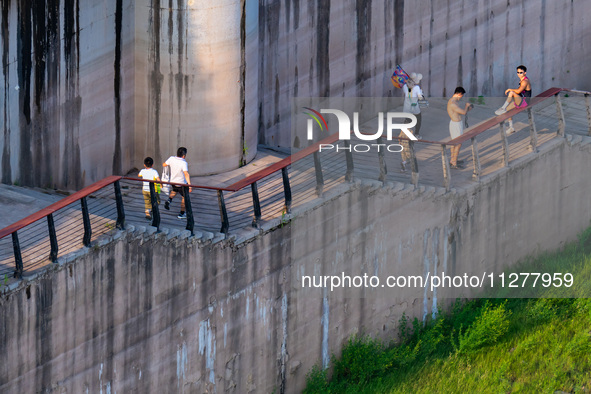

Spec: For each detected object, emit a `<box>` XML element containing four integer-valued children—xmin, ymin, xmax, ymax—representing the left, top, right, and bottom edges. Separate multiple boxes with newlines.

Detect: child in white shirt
<box><xmin>138</xmin><ymin>157</ymin><xmax>161</xmax><ymax>220</ymax></box>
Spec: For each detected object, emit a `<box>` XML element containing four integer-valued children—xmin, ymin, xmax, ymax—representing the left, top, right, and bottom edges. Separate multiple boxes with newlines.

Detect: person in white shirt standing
<box><xmin>403</xmin><ymin>72</ymin><xmax>424</xmax><ymax>139</ymax></box>
<box><xmin>400</xmin><ymin>72</ymin><xmax>425</xmax><ymax>172</ymax></box>
<box><xmin>162</xmin><ymin>147</ymin><xmax>192</xmax><ymax>219</ymax></box>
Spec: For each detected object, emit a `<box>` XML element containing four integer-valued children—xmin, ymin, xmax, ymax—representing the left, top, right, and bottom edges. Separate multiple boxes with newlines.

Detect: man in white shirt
<box><xmin>162</xmin><ymin>147</ymin><xmax>192</xmax><ymax>219</ymax></box>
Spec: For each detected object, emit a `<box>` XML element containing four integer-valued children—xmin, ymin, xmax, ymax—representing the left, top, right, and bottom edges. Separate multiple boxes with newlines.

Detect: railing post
<box><xmin>183</xmin><ymin>186</ymin><xmax>194</xmax><ymax>235</ymax></box>
<box><xmin>12</xmin><ymin>231</ymin><xmax>23</xmax><ymax>279</ymax></box>
<box><xmin>313</xmin><ymin>151</ymin><xmax>324</xmax><ymax>196</ymax></box>
<box><xmin>527</xmin><ymin>108</ymin><xmax>538</xmax><ymax>152</ymax></box>
<box><xmin>441</xmin><ymin>144</ymin><xmax>451</xmax><ymax>191</ymax></box>
<box><xmin>377</xmin><ymin>136</ymin><xmax>387</xmax><ymax>183</ymax></box>
<box><xmin>470</xmin><ymin>137</ymin><xmax>481</xmax><ymax>182</ymax></box>
<box><xmin>149</xmin><ymin>182</ymin><xmax>160</xmax><ymax>231</ymax></box>
<box><xmin>585</xmin><ymin>93</ymin><xmax>591</xmax><ymax>136</ymax></box>
<box><xmin>251</xmin><ymin>182</ymin><xmax>262</xmax><ymax>228</ymax></box>
<box><xmin>409</xmin><ymin>140</ymin><xmax>419</xmax><ymax>187</ymax></box>
<box><xmin>218</xmin><ymin>190</ymin><xmax>229</xmax><ymax>235</ymax></box>
<box><xmin>47</xmin><ymin>214</ymin><xmax>59</xmax><ymax>263</ymax></box>
<box><xmin>343</xmin><ymin>140</ymin><xmax>354</xmax><ymax>182</ymax></box>
<box><xmin>555</xmin><ymin>93</ymin><xmax>566</xmax><ymax>136</ymax></box>
<box><xmin>113</xmin><ymin>180</ymin><xmax>125</xmax><ymax>230</ymax></box>
<box><xmin>499</xmin><ymin>121</ymin><xmax>510</xmax><ymax>167</ymax></box>
<box><xmin>80</xmin><ymin>197</ymin><xmax>92</xmax><ymax>247</ymax></box>
<box><xmin>281</xmin><ymin>167</ymin><xmax>292</xmax><ymax>214</ymax></box>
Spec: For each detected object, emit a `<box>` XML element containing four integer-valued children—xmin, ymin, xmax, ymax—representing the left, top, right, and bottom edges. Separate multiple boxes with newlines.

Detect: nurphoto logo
<box><xmin>303</xmin><ymin>107</ymin><xmax>418</xmax><ymax>153</ymax></box>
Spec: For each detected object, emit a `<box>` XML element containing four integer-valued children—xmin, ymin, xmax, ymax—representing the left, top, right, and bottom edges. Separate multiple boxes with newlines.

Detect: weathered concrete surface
<box><xmin>0</xmin><ymin>0</ymin><xmax>136</xmax><ymax>190</ymax></box>
<box><xmin>258</xmin><ymin>0</ymin><xmax>591</xmax><ymax>146</ymax></box>
<box><xmin>1</xmin><ymin>134</ymin><xmax>591</xmax><ymax>393</ymax></box>
<box><xmin>0</xmin><ymin>0</ymin><xmax>258</xmax><ymax>189</ymax></box>
<box><xmin>2</xmin><ymin>0</ymin><xmax>590</xmax><ymax>187</ymax></box>
<box><xmin>133</xmin><ymin>0</ymin><xmax>258</xmax><ymax>176</ymax></box>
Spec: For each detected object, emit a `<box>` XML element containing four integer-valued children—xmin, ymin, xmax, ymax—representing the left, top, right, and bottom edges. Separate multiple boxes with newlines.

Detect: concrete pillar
<box><xmin>135</xmin><ymin>0</ymin><xmax>258</xmax><ymax>176</ymax></box>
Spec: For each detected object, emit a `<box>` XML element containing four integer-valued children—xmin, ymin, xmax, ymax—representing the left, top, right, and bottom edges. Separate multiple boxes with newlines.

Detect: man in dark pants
<box><xmin>162</xmin><ymin>147</ymin><xmax>192</xmax><ymax>219</ymax></box>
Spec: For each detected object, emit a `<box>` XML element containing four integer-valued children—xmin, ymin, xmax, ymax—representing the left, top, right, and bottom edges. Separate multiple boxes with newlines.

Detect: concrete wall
<box><xmin>1</xmin><ymin>0</ymin><xmax>589</xmax><ymax>186</ymax></box>
<box><xmin>0</xmin><ymin>0</ymin><xmax>136</xmax><ymax>190</ymax></box>
<box><xmin>133</xmin><ymin>0</ymin><xmax>258</xmax><ymax>176</ymax></box>
<box><xmin>258</xmin><ymin>0</ymin><xmax>591</xmax><ymax>146</ymax></box>
<box><xmin>0</xmin><ymin>0</ymin><xmax>258</xmax><ymax>189</ymax></box>
<box><xmin>1</xmin><ymin>134</ymin><xmax>591</xmax><ymax>393</ymax></box>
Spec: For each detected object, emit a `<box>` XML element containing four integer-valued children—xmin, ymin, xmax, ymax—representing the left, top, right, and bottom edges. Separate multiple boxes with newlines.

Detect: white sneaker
<box><xmin>505</xmin><ymin>126</ymin><xmax>515</xmax><ymax>135</ymax></box>
<box><xmin>495</xmin><ymin>107</ymin><xmax>507</xmax><ymax>115</ymax></box>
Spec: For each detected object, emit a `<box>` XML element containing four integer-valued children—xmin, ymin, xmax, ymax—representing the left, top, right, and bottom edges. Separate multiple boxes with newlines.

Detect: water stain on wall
<box><xmin>316</xmin><ymin>0</ymin><xmax>330</xmax><ymax>97</ymax></box>
<box><xmin>240</xmin><ymin>0</ymin><xmax>246</xmax><ymax>167</ymax></box>
<box><xmin>160</xmin><ymin>0</ymin><xmax>189</xmax><ymax>152</ymax></box>
<box><xmin>12</xmin><ymin>0</ymin><xmax>82</xmax><ymax>189</ymax></box>
<box><xmin>113</xmin><ymin>0</ymin><xmax>123</xmax><ymax>176</ymax></box>
<box><xmin>63</xmin><ymin>0</ymin><xmax>82</xmax><ymax>190</ymax></box>
<box><xmin>34</xmin><ymin>280</ymin><xmax>54</xmax><ymax>390</ymax></box>
<box><xmin>17</xmin><ymin>0</ymin><xmax>33</xmax><ymax>186</ymax></box>
<box><xmin>394</xmin><ymin>0</ymin><xmax>404</xmax><ymax>66</ymax></box>
<box><xmin>1</xmin><ymin>0</ymin><xmax>11</xmax><ymax>184</ymax></box>
<box><xmin>384</xmin><ymin>1</ymin><xmax>394</xmax><ymax>89</ymax></box>
<box><xmin>469</xmin><ymin>18</ymin><xmax>478</xmax><ymax>95</ymax></box>
<box><xmin>260</xmin><ymin>0</ymin><xmax>280</xmax><ymax>142</ymax></box>
<box><xmin>148</xmin><ymin>0</ymin><xmax>163</xmax><ymax>165</ymax></box>
<box><xmin>175</xmin><ymin>0</ymin><xmax>185</xmax><ymax>115</ymax></box>
<box><xmin>355</xmin><ymin>0</ymin><xmax>372</xmax><ymax>92</ymax></box>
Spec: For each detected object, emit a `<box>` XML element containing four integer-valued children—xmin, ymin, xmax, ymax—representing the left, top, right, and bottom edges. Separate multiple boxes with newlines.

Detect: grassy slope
<box><xmin>304</xmin><ymin>227</ymin><xmax>591</xmax><ymax>393</ymax></box>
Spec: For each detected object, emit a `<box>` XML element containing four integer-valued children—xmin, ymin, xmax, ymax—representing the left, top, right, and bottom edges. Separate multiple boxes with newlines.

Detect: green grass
<box><xmin>304</xmin><ymin>226</ymin><xmax>591</xmax><ymax>393</ymax></box>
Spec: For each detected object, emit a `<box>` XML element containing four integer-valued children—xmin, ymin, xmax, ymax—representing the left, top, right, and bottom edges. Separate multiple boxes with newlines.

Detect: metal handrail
<box><xmin>432</xmin><ymin>87</ymin><xmax>572</xmax><ymax>189</ymax></box>
<box><xmin>2</xmin><ymin>86</ymin><xmax>590</xmax><ymax>279</ymax></box>
<box><xmin>0</xmin><ymin>176</ymin><xmax>124</xmax><ymax>240</ymax></box>
<box><xmin>0</xmin><ymin>134</ymin><xmax>341</xmax><ymax>277</ymax></box>
<box><xmin>0</xmin><ymin>176</ymin><xmax>125</xmax><ymax>278</ymax></box>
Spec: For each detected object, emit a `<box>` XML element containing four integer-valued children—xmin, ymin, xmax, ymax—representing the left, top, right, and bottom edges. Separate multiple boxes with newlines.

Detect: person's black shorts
<box><xmin>172</xmin><ymin>185</ymin><xmax>186</xmax><ymax>195</ymax></box>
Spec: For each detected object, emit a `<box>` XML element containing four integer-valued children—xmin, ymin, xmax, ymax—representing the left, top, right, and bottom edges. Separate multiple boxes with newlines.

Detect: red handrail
<box><xmin>0</xmin><ymin>176</ymin><xmax>122</xmax><ymax>240</ymax></box>
<box><xmin>226</xmin><ymin>132</ymin><xmax>340</xmax><ymax>192</ymax></box>
<box><xmin>126</xmin><ymin>132</ymin><xmax>342</xmax><ymax>193</ymax></box>
<box><xmin>0</xmin><ymin>133</ymin><xmax>340</xmax><ymax>240</ymax></box>
<box><xmin>0</xmin><ymin>87</ymin><xmax>575</xmax><ymax>241</ymax></box>
<box><xmin>122</xmin><ymin>177</ymin><xmax>233</xmax><ymax>192</ymax></box>
<box><xmin>449</xmin><ymin>87</ymin><xmax>563</xmax><ymax>145</ymax></box>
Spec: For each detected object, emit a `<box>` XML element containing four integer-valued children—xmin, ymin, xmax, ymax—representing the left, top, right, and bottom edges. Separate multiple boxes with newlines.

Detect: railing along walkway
<box><xmin>1</xmin><ymin>88</ymin><xmax>590</xmax><ymax>282</ymax></box>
